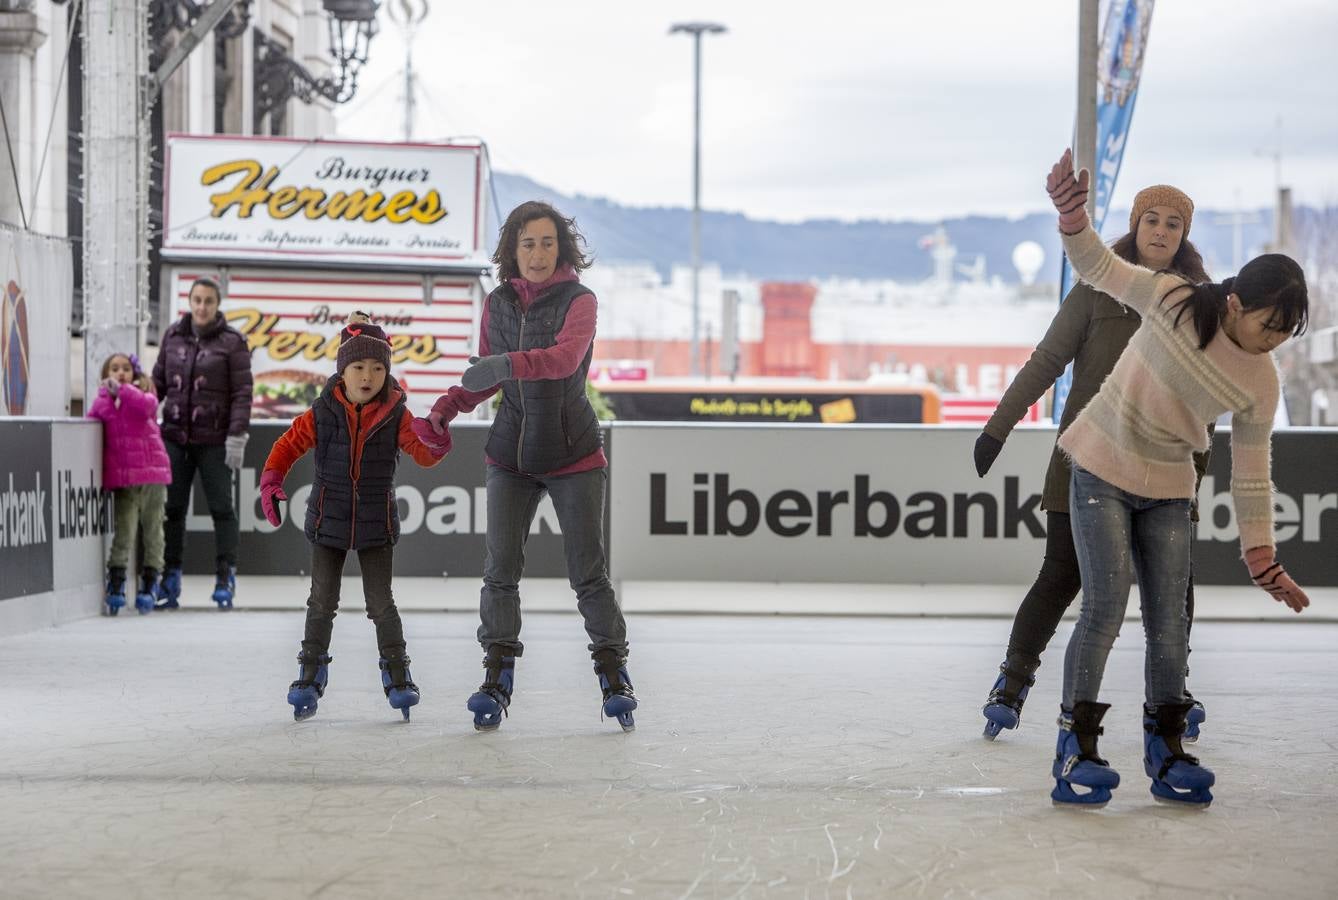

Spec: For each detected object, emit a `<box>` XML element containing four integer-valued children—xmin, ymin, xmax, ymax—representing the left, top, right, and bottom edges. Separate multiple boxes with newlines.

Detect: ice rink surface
<box><xmin>1</xmin><ymin>601</ymin><xmax>1335</xmax><ymax>899</ymax></box>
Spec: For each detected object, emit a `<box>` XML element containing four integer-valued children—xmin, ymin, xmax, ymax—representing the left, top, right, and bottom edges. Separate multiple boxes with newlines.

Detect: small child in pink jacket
<box><xmin>88</xmin><ymin>353</ymin><xmax>172</xmax><ymax>615</ymax></box>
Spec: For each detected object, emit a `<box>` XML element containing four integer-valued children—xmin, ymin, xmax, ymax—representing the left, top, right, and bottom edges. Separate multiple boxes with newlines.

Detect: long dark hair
<box><xmin>492</xmin><ymin>201</ymin><xmax>592</xmax><ymax>282</ymax></box>
<box><xmin>1167</xmin><ymin>253</ymin><xmax>1309</xmax><ymax>349</ymax></box>
<box><xmin>1109</xmin><ymin>231</ymin><xmax>1209</xmax><ymax>282</ymax></box>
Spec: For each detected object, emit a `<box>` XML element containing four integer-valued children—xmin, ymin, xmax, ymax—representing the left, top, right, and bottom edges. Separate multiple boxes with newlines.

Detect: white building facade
<box><xmin>1</xmin><ymin>0</ymin><xmax>388</xmax><ymax>406</ymax></box>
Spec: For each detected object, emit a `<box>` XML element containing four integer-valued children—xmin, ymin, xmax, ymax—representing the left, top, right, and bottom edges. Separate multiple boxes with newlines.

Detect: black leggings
<box><xmin>1005</xmin><ymin>511</ymin><xmax>1195</xmax><ymax>667</ymax></box>
<box><xmin>163</xmin><ymin>440</ymin><xmax>238</xmax><ymax>570</ymax></box>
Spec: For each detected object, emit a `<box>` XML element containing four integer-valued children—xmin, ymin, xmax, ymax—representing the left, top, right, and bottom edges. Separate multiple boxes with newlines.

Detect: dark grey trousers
<box><xmin>478</xmin><ymin>465</ymin><xmax>628</xmax><ymax>657</ymax></box>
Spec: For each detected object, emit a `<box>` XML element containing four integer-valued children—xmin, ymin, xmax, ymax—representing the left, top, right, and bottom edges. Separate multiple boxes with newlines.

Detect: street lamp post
<box><xmin>669</xmin><ymin>21</ymin><xmax>725</xmax><ymax>377</ymax></box>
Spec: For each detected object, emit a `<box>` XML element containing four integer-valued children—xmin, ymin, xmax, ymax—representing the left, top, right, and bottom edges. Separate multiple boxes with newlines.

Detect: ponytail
<box><xmin>1168</xmin><ymin>278</ymin><xmax>1230</xmax><ymax>349</ymax></box>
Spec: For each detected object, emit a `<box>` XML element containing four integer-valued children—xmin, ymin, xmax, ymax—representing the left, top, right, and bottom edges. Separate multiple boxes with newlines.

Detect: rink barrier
<box><xmin>0</xmin><ymin>419</ymin><xmax>107</xmax><ymax>632</ymax></box>
<box><xmin>607</xmin><ymin>423</ymin><xmax>1338</xmax><ymax>586</ymax></box>
<box><xmin>175</xmin><ymin>421</ymin><xmax>614</xmax><ymax>579</ymax></box>
<box><xmin>2</xmin><ymin>418</ymin><xmax>1335</xmax><ymax>634</ymax></box>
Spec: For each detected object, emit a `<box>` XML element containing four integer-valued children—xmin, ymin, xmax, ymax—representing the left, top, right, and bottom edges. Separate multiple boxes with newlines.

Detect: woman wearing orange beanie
<box><xmin>973</xmin><ymin>182</ymin><xmax>1211</xmax><ymax>742</ymax></box>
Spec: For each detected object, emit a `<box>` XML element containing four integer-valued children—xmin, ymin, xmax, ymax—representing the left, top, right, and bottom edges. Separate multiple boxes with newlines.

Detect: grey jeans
<box><xmin>478</xmin><ymin>465</ymin><xmax>628</xmax><ymax>657</ymax></box>
<box><xmin>1063</xmin><ymin>465</ymin><xmax>1192</xmax><ymax>708</ymax></box>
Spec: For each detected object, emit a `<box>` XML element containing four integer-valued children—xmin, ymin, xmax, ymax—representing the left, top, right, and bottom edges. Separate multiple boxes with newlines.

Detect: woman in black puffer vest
<box><xmin>418</xmin><ymin>201</ymin><xmax>638</xmax><ymax>733</ymax></box>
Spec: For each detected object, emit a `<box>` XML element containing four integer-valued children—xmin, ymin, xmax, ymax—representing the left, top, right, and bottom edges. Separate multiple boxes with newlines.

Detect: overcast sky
<box><xmin>336</xmin><ymin>1</ymin><xmax>1338</xmax><ymax>223</ymax></box>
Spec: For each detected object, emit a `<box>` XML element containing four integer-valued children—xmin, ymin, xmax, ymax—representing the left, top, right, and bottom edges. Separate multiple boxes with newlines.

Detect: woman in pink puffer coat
<box><xmin>88</xmin><ymin>353</ymin><xmax>172</xmax><ymax>616</ymax></box>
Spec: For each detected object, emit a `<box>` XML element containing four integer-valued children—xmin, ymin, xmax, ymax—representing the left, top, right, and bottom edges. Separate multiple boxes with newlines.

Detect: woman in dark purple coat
<box><xmin>151</xmin><ymin>276</ymin><xmax>253</xmax><ymax>609</ymax></box>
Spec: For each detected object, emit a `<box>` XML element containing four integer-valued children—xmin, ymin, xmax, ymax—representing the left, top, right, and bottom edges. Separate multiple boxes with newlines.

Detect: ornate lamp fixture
<box><xmin>323</xmin><ymin>0</ymin><xmax>380</xmax><ymax>102</ymax></box>
<box><xmin>254</xmin><ymin>0</ymin><xmax>380</xmax><ymax>130</ymax></box>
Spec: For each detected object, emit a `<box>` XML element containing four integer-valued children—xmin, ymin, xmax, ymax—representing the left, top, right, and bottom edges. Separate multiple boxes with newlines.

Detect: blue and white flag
<box><xmin>1053</xmin><ymin>0</ymin><xmax>1155</xmax><ymax>423</ymax></box>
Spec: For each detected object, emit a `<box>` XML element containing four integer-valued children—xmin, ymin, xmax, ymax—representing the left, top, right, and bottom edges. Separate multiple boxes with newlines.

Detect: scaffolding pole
<box><xmin>82</xmin><ymin>0</ymin><xmax>149</xmax><ymax>406</ymax></box>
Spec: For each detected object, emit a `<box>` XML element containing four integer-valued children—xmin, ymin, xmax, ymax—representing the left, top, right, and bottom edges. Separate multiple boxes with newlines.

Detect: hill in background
<box><xmin>494</xmin><ymin>171</ymin><xmax>1297</xmax><ymax>285</ymax></box>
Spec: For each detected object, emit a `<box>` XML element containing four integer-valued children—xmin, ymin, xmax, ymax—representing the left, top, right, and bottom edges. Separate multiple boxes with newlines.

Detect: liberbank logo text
<box><xmin>647</xmin><ymin>473</ymin><xmax>1337</xmax><ymax>543</ymax></box>
<box><xmin>648</xmin><ymin>474</ymin><xmax>1045</xmax><ymax>539</ymax></box>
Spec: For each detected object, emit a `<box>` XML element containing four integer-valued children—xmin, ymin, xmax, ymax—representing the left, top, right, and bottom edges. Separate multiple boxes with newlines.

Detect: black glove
<box><xmin>974</xmin><ymin>433</ymin><xmax>1004</xmax><ymax>477</ymax></box>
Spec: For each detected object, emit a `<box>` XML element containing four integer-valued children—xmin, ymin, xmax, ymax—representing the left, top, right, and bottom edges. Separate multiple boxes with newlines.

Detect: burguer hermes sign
<box><xmin>162</xmin><ymin>134</ymin><xmax>490</xmax><ymax>270</ymax></box>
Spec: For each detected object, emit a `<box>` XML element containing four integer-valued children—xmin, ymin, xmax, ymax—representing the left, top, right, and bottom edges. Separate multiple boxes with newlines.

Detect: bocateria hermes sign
<box><xmin>161</xmin><ymin>134</ymin><xmax>490</xmax><ymax>270</ymax></box>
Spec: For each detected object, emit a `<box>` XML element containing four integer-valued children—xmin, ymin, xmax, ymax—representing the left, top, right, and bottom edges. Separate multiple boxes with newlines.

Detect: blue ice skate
<box><xmin>104</xmin><ymin>568</ymin><xmax>127</xmax><ymax>616</ymax></box>
<box><xmin>1051</xmin><ymin>702</ymin><xmax>1120</xmax><ymax>808</ymax></box>
<box><xmin>134</xmin><ymin>568</ymin><xmax>158</xmax><ymax>615</ymax></box>
<box><xmin>154</xmin><ymin>567</ymin><xmax>181</xmax><ymax>610</ymax></box>
<box><xmin>466</xmin><ymin>646</ymin><xmax>514</xmax><ymax>731</ymax></box>
<box><xmin>287</xmin><ymin>652</ymin><xmax>331</xmax><ymax>721</ymax></box>
<box><xmin>1184</xmin><ymin>692</ymin><xmax>1206</xmax><ymax>743</ymax></box>
<box><xmin>593</xmin><ymin>649</ymin><xmax>638</xmax><ymax>732</ymax></box>
<box><xmin>380</xmin><ymin>655</ymin><xmax>420</xmax><ymax>721</ymax></box>
<box><xmin>1144</xmin><ymin>703</ymin><xmax>1214</xmax><ymax>807</ymax></box>
<box><xmin>212</xmin><ymin>564</ymin><xmax>236</xmax><ymax>609</ymax></box>
<box><xmin>982</xmin><ymin>657</ymin><xmax>1036</xmax><ymax>740</ymax></box>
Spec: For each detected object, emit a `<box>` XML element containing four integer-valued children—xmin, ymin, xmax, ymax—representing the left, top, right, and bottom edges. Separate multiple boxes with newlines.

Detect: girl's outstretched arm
<box><xmin>1047</xmin><ymin>148</ymin><xmax>1188</xmax><ymax>318</ymax></box>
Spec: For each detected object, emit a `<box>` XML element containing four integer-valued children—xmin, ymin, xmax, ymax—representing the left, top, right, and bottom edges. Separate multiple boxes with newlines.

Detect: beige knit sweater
<box><xmin>1056</xmin><ymin>225</ymin><xmax>1278</xmax><ymax>554</ymax></box>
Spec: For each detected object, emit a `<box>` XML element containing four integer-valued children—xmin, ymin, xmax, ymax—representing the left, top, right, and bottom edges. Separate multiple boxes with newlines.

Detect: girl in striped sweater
<box><xmin>1044</xmin><ymin>149</ymin><xmax>1310</xmax><ymax>809</ymax></box>
<box><xmin>974</xmin><ymin>183</ymin><xmax>1212</xmax><ymax>744</ymax></box>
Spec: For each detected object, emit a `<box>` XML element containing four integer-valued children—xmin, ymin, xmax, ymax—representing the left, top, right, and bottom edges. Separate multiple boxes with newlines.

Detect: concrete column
<box><xmin>0</xmin><ymin>2</ymin><xmax>47</xmax><ymax>228</ymax></box>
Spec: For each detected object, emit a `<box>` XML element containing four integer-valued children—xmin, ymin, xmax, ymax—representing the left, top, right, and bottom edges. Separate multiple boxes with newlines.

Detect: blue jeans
<box><xmin>1063</xmin><ymin>465</ymin><xmax>1191</xmax><ymax>708</ymax></box>
<box><xmin>478</xmin><ymin>465</ymin><xmax>628</xmax><ymax>657</ymax></box>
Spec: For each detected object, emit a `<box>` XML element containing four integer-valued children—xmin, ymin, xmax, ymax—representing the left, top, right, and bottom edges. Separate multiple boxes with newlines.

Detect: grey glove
<box><xmin>224</xmin><ymin>432</ymin><xmax>248</xmax><ymax>472</ymax></box>
<box><xmin>461</xmin><ymin>354</ymin><xmax>513</xmax><ymax>392</ymax></box>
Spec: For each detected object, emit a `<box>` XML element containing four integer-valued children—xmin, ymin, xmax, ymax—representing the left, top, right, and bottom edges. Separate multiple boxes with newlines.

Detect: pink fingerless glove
<box><xmin>259</xmin><ymin>469</ymin><xmax>288</xmax><ymax>527</ymax></box>
<box><xmin>1244</xmin><ymin>546</ymin><xmax>1310</xmax><ymax>613</ymax></box>
<box><xmin>410</xmin><ymin>416</ymin><xmax>452</xmax><ymax>457</ymax></box>
<box><xmin>1046</xmin><ymin>148</ymin><xmax>1091</xmax><ymax>235</ymax></box>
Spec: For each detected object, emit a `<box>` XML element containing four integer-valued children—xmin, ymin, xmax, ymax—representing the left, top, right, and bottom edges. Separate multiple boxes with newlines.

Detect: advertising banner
<box><xmin>1090</xmin><ymin>0</ymin><xmax>1156</xmax><ymax>223</ymax></box>
<box><xmin>601</xmin><ymin>385</ymin><xmax>931</xmax><ymax>424</ymax></box>
<box><xmin>1055</xmin><ymin>0</ymin><xmax>1155</xmax><ymax>421</ymax></box>
<box><xmin>166</xmin><ymin>266</ymin><xmax>479</xmax><ymax>418</ymax></box>
<box><xmin>178</xmin><ymin>422</ymin><xmax>613</xmax><ymax>579</ymax></box>
<box><xmin>8</xmin><ymin>420</ymin><xmax>1331</xmax><ymax>596</ymax></box>
<box><xmin>608</xmin><ymin>424</ymin><xmax>1338</xmax><ymax>586</ymax></box>
<box><xmin>0</xmin><ymin>225</ymin><xmax>74</xmax><ymax>417</ymax></box>
<box><xmin>1193</xmin><ymin>429</ymin><xmax>1337</xmax><ymax>587</ymax></box>
<box><xmin>0</xmin><ymin>420</ymin><xmax>55</xmax><ymax>600</ymax></box>
<box><xmin>161</xmin><ymin>135</ymin><xmax>490</xmax><ymax>270</ymax></box>
<box><xmin>50</xmin><ymin>421</ymin><xmax>112</xmax><ymax>591</ymax></box>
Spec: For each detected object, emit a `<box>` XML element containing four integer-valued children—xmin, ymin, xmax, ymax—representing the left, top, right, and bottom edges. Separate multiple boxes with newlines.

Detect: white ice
<box><xmin>1</xmin><ymin>584</ymin><xmax>1335</xmax><ymax>899</ymax></box>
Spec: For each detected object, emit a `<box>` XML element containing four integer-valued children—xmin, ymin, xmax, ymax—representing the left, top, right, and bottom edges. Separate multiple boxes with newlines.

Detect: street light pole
<box><xmin>389</xmin><ymin>0</ymin><xmax>430</xmax><ymax>141</ymax></box>
<box><xmin>670</xmin><ymin>21</ymin><xmax>725</xmax><ymax>377</ymax></box>
<box><xmin>1075</xmin><ymin>0</ymin><xmax>1098</xmax><ymax>221</ymax></box>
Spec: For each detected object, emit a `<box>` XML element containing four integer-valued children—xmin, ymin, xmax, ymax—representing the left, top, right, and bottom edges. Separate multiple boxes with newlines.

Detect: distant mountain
<box><xmin>494</xmin><ymin>171</ymin><xmax>1295</xmax><ymax>284</ymax></box>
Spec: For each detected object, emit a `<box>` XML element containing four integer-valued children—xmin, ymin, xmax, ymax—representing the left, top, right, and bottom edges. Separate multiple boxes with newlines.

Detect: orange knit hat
<box><xmin>1129</xmin><ymin>185</ymin><xmax>1194</xmax><ymax>237</ymax></box>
